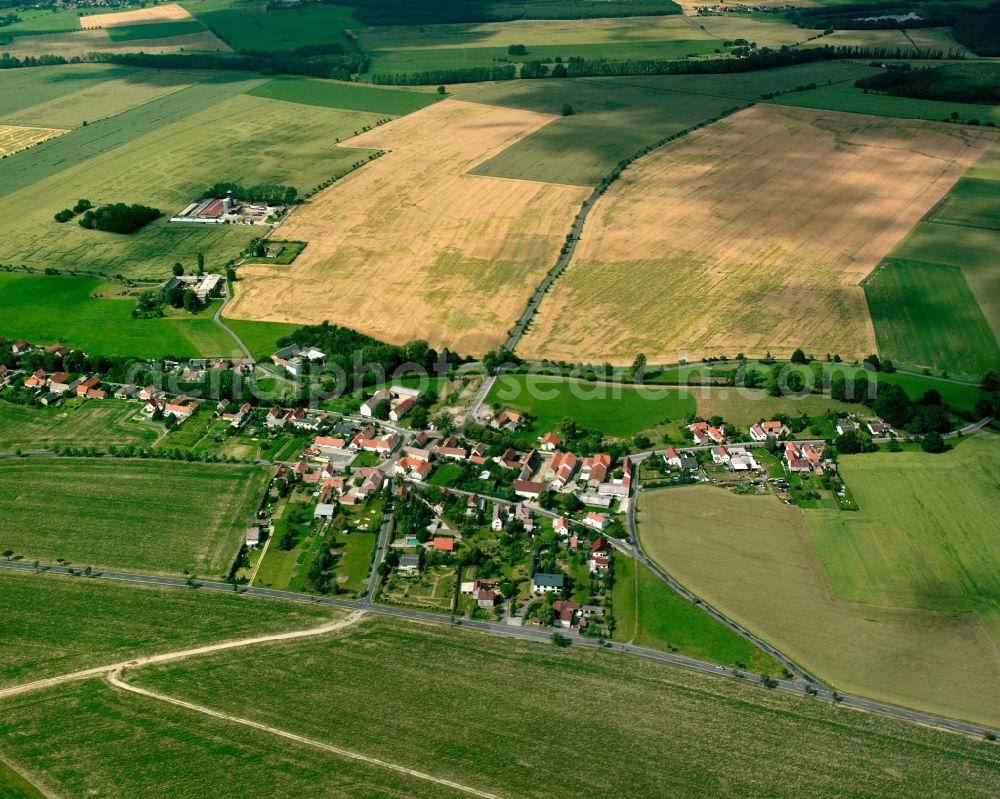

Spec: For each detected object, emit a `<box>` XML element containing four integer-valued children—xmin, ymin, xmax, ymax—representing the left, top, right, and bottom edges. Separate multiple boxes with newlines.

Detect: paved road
<box><xmin>213</xmin><ymin>282</ymin><xmax>253</xmax><ymax>360</ymax></box>
<box><xmin>462</xmin><ymin>374</ymin><xmax>497</xmax><ymax>424</ymax></box>
<box><xmin>2</xmin><ymin>559</ymin><xmax>996</xmax><ymax>740</ymax></box>
<box><xmin>504</xmin><ymin>191</ymin><xmax>601</xmax><ymax>354</ymax></box>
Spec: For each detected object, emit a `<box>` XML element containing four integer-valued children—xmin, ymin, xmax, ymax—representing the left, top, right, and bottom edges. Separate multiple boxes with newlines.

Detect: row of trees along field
<box><xmin>203</xmin><ymin>183</ymin><xmax>297</xmax><ymax>205</ymax></box>
<box><xmin>370</xmin><ymin>45</ymin><xmax>953</xmax><ymax>85</ymax></box>
<box><xmin>333</xmin><ymin>0</ymin><xmax>680</xmax><ymax>25</ymax></box>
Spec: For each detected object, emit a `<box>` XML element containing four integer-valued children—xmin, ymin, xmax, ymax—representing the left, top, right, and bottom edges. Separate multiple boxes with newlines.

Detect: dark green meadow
<box><xmin>863</xmin><ymin>259</ymin><xmax>1000</xmax><ymax>377</ymax></box>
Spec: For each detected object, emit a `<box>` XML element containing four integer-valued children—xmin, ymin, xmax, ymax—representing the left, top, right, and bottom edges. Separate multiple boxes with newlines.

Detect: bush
<box><xmin>561</xmin><ymin>103</ymin><xmax>575</xmax><ymax>116</ymax></box>
<box><xmin>921</xmin><ymin>432</ymin><xmax>947</xmax><ymax>453</ymax></box>
<box><xmin>53</xmin><ymin>209</ymin><xmax>74</xmax><ymax>223</ymax></box>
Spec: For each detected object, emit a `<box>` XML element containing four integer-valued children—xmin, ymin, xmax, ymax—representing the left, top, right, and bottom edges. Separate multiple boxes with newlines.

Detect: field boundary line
<box><xmin>0</xmin><ymin>611</ymin><xmax>366</xmax><ymax>702</ymax></box>
<box><xmin>106</xmin><ymin>670</ymin><xmax>505</xmax><ymax>799</ymax></box>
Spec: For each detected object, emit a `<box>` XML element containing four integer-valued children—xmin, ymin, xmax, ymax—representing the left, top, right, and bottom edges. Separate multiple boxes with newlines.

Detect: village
<box><xmin>0</xmin><ymin>334</ymin><xmax>903</xmax><ymax>635</ymax></box>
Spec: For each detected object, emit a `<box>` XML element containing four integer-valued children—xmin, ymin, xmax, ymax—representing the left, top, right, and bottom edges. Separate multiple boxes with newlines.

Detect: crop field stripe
<box><xmin>246</xmin><ymin>77</ymin><xmax>440</xmax><ymax>115</ymax></box>
<box><xmin>108</xmin><ymin>670</ymin><xmax>503</xmax><ymax>799</ymax></box>
<box><xmin>0</xmin><ymin>73</ymin><xmax>264</xmax><ymax>200</ymax></box>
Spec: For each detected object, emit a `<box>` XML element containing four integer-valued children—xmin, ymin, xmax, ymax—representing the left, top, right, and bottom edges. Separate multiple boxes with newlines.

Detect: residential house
<box><xmin>588</xmin><ymin>555</ymin><xmax>610</xmax><ymax>575</ymax></box>
<box><xmin>491</xmin><ymin>503</ymin><xmax>507</xmax><ymax>531</ymax></box>
<box><xmin>868</xmin><ymin>421</ymin><xmax>891</xmax><ymax>437</ymax></box>
<box><xmin>553</xmin><ymin>516</ymin><xmax>571</xmax><ymax>537</ymax></box>
<box><xmin>477</xmin><ymin>589</ymin><xmax>500</xmax><ymax>608</ymax></box>
<box><xmin>138</xmin><ymin>385</ymin><xmax>161</xmax><ymax>402</ymax></box>
<box><xmin>11</xmin><ymin>340</ymin><xmax>32</xmax><ymax>356</ymax></box>
<box><xmin>389</xmin><ymin>396</ymin><xmax>416</xmax><ymax>422</ymax></box>
<box><xmin>547</xmin><ymin>451</ymin><xmax>578</xmax><ymax>489</ymax></box>
<box><xmin>579</xmin><ymin>453</ymin><xmax>611</xmax><ymax>487</ymax></box>
<box><xmin>360</xmin><ymin>389</ymin><xmax>391</xmax><ymax>417</ymax></box>
<box><xmin>711</xmin><ymin>445</ymin><xmax>731</xmax><ymax>465</ymax></box>
<box><xmin>433</xmin><ymin>535</ymin><xmax>455</xmax><ymax>552</ymax></box>
<box><xmin>532</xmin><ymin>572</ymin><xmax>564</xmax><ymax>595</ymax></box>
<box><xmin>539</xmin><ymin>432</ymin><xmax>561</xmax><ymax>452</ymax></box>
<box><xmin>314</xmin><ymin>503</ymin><xmax>336</xmax><ymax>519</ymax></box>
<box><xmin>497</xmin><ymin>447</ymin><xmax>522</xmax><ymax>470</ymax></box>
<box><xmin>514</xmin><ymin>503</ymin><xmax>534</xmax><ymax>532</ymax></box>
<box><xmin>583</xmin><ymin>512</ymin><xmax>610</xmax><ymax>531</ymax></box>
<box><xmin>836</xmin><ymin>421</ymin><xmax>860</xmax><ymax>436</ymax></box>
<box><xmin>75</xmin><ymin>376</ymin><xmax>100</xmax><ymax>397</ymax></box>
<box><xmin>553</xmin><ymin>600</ymin><xmax>581</xmax><ymax>628</ymax></box>
<box><xmin>115</xmin><ymin>384</ymin><xmax>138</xmax><ymax>400</ymax></box>
<box><xmin>491</xmin><ymin>410</ymin><xmax>525</xmax><ymax>431</ymax></box>
<box><xmin>690</xmin><ymin>421</ymin><xmax>725</xmax><ymax>445</ymax></box>
<box><xmin>466</xmin><ymin>494</ymin><xmax>483</xmax><ymax>516</ymax></box>
<box><xmin>265</xmin><ymin>406</ymin><xmax>286</xmax><ymax>428</ymax></box>
<box><xmin>24</xmin><ymin>369</ymin><xmax>47</xmax><ymax>389</ymax></box>
<box><xmin>398</xmin><ymin>554</ymin><xmax>421</xmax><ymax>576</ymax></box>
<box><xmin>164</xmin><ymin>395</ymin><xmax>199</xmax><ymax>420</ymax></box>
<box><xmin>750</xmin><ymin>420</ymin><xmax>790</xmax><ymax>441</ymax></box>
<box><xmin>513</xmin><ymin>479</ymin><xmax>545</xmax><ymax>499</ymax></box>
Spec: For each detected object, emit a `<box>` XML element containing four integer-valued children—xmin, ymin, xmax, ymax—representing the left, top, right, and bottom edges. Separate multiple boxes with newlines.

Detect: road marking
<box><xmin>107</xmin><ymin>671</ymin><xmax>504</xmax><ymax>799</ymax></box>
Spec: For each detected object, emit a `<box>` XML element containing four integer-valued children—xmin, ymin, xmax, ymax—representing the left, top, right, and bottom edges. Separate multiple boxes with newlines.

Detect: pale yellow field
<box><xmin>692</xmin><ymin>15</ymin><xmax>813</xmax><ymax>48</ymax></box>
<box><xmin>638</xmin><ymin>485</ymin><xmax>1000</xmax><ymax>729</ymax></box>
<box><xmin>79</xmin><ymin>3</ymin><xmax>195</xmax><ymax>28</ymax></box>
<box><xmin>0</xmin><ymin>28</ymin><xmax>229</xmax><ymax>58</ymax></box>
<box><xmin>518</xmin><ymin>104</ymin><xmax>996</xmax><ymax>364</ymax></box>
<box><xmin>226</xmin><ymin>99</ymin><xmax>590</xmax><ymax>355</ymax></box>
<box><xmin>357</xmin><ymin>14</ymin><xmax>708</xmax><ymax>50</ymax></box>
<box><xmin>0</xmin><ymin>124</ymin><xmax>67</xmax><ymax>157</ymax></box>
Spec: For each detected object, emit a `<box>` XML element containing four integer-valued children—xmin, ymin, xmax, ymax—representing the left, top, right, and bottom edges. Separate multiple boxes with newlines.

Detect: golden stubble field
<box><xmin>227</xmin><ymin>99</ymin><xmax>590</xmax><ymax>355</ymax></box>
<box><xmin>79</xmin><ymin>3</ymin><xmax>195</xmax><ymax>28</ymax></box>
<box><xmin>518</xmin><ymin>104</ymin><xmax>996</xmax><ymax>364</ymax></box>
<box><xmin>0</xmin><ymin>124</ymin><xmax>66</xmax><ymax>157</ymax></box>
<box><xmin>638</xmin><ymin>485</ymin><xmax>1000</xmax><ymax>729</ymax></box>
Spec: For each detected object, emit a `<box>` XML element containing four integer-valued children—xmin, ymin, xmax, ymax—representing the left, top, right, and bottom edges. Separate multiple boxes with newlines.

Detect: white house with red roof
<box><xmin>582</xmin><ymin>511</ymin><xmax>610</xmax><ymax>531</ymax></box>
<box><xmin>547</xmin><ymin>451</ymin><xmax>578</xmax><ymax>489</ymax></box>
<box><xmin>539</xmin><ymin>432</ymin><xmax>561</xmax><ymax>451</ymax></box>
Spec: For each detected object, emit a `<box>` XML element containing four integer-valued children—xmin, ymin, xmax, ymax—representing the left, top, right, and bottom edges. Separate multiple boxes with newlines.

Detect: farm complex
<box><xmin>1</xmin><ymin>0</ymin><xmax>1000</xmax><ymax>796</ymax></box>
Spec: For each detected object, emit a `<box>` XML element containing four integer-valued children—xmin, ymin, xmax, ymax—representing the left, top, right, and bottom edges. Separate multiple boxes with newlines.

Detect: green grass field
<box><xmin>770</xmin><ymin>81</ymin><xmax>1000</xmax><ymax>125</ymax></box>
<box><xmin>0</xmin><ymin>458</ymin><xmax>269</xmax><ymax>576</ymax></box>
<box><xmin>0</xmin><ymin>678</ymin><xmax>457</xmax><ymax>799</ymax></box>
<box><xmin>0</xmin><ymin>273</ymin><xmax>254</xmax><ymax>359</ymax></box>
<box><xmin>182</xmin><ymin>0</ymin><xmax>357</xmax><ymax>52</ymax></box>
<box><xmin>638</xmin><ymin>483</ymin><xmax>1000</xmax><ymax>728</ymax></box>
<box><xmin>368</xmin><ymin>39</ymin><xmax>718</xmax><ymax>77</ymax></box>
<box><xmin>808</xmin><ymin>437</ymin><xmax>1000</xmax><ymax>639</ymax></box>
<box><xmin>223</xmin><ymin>315</ymin><xmax>300</xmax><ymax>359</ymax></box>
<box><xmin>106</xmin><ymin>20</ymin><xmax>207</xmax><ymax>42</ymax></box>
<box><xmin>247</xmin><ymin>77</ymin><xmax>440</xmax><ymax>115</ymax></box>
<box><xmin>0</xmin><ymin>758</ymin><xmax>45</xmax><ymax>799</ymax></box>
<box><xmin>0</xmin><ymin>83</ymin><xmax>383</xmax><ymax>279</ymax></box>
<box><xmin>487</xmin><ymin>374</ymin><xmax>694</xmax><ymax>440</ymax></box>
<box><xmin>863</xmin><ymin>259</ymin><xmax>1000</xmax><ymax>376</ymax></box>
<box><xmin>104</xmin><ymin>615</ymin><xmax>1000</xmax><ymax>798</ymax></box>
<box><xmin>886</xmin><ymin>141</ymin><xmax>1000</xmax><ymax>354</ymax></box>
<box><xmin>612</xmin><ymin>554</ymin><xmax>779</xmax><ymax>673</ymax></box>
<box><xmin>0</xmin><ymin>7</ymin><xmax>87</xmax><ymax>42</ymax></box>
<box><xmin>0</xmin><ymin>398</ymin><xmax>156</xmax><ymax>453</ymax></box>
<box><xmin>0</xmin><ymin>569</ymin><xmax>335</xmax><ymax>688</ymax></box>
<box><xmin>458</xmin><ymin>61</ymin><xmax>876</xmax><ymax>185</ymax></box>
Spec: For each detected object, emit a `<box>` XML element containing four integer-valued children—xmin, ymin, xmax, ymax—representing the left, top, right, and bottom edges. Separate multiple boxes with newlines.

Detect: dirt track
<box><xmin>0</xmin><ymin>611</ymin><xmax>366</xmax><ymax>702</ymax></box>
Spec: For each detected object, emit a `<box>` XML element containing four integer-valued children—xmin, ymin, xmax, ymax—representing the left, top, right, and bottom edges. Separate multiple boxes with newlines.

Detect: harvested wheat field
<box><xmin>0</xmin><ymin>28</ymin><xmax>229</xmax><ymax>58</ymax></box>
<box><xmin>518</xmin><ymin>104</ymin><xmax>996</xmax><ymax>364</ymax></box>
<box><xmin>79</xmin><ymin>3</ymin><xmax>195</xmax><ymax>28</ymax></box>
<box><xmin>226</xmin><ymin>99</ymin><xmax>590</xmax><ymax>354</ymax></box>
<box><xmin>0</xmin><ymin>124</ymin><xmax>66</xmax><ymax>157</ymax></box>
